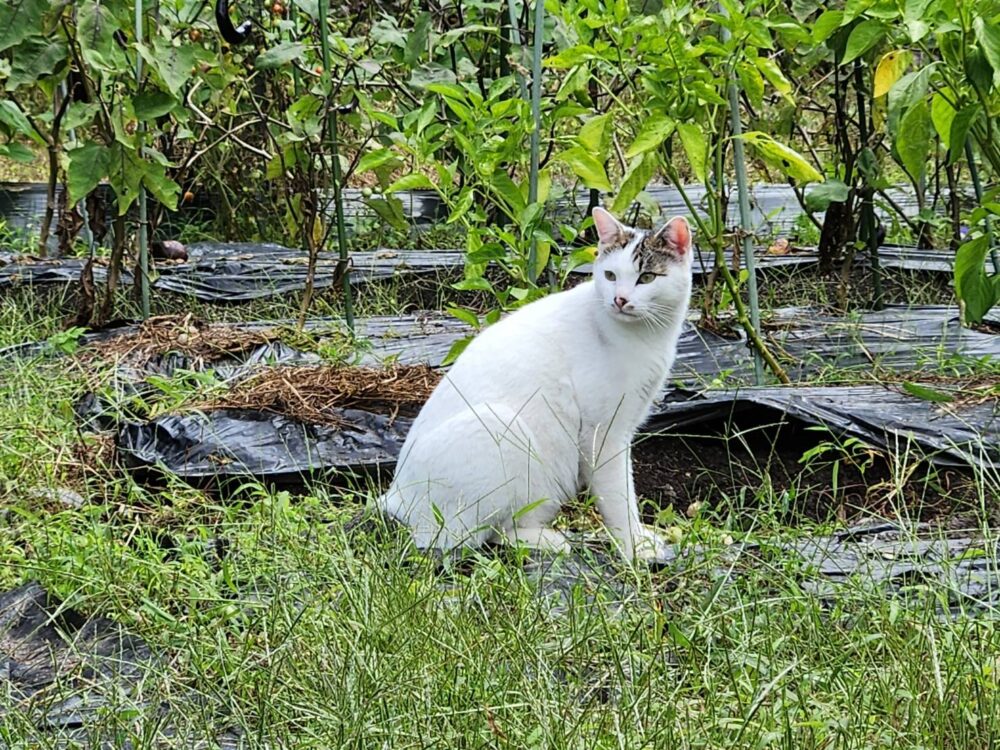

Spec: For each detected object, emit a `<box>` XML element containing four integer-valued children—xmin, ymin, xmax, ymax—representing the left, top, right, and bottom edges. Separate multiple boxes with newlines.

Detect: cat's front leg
<box><xmin>589</xmin><ymin>442</ymin><xmax>671</xmax><ymax>562</ymax></box>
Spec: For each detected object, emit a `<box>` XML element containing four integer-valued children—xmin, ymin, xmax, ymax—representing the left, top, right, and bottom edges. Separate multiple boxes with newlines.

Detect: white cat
<box><xmin>377</xmin><ymin>208</ymin><xmax>693</xmax><ymax>560</ymax></box>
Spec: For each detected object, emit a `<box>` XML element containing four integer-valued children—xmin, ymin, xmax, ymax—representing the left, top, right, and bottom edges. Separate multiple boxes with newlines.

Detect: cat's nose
<box><xmin>614</xmin><ymin>296</ymin><xmax>629</xmax><ymax>310</ymax></box>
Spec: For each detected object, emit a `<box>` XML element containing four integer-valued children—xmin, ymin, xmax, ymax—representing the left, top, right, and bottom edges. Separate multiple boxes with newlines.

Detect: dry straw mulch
<box><xmin>198</xmin><ymin>363</ymin><xmax>441</xmax><ymax>426</ymax></box>
<box><xmin>83</xmin><ymin>314</ymin><xmax>278</xmax><ymax>367</ymax></box>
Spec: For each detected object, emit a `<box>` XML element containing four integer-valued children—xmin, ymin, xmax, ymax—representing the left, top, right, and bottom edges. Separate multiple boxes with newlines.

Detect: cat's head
<box><xmin>591</xmin><ymin>207</ymin><xmax>693</xmax><ymax>325</ymax></box>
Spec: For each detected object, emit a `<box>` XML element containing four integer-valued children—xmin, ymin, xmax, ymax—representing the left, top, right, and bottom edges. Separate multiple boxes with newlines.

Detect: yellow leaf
<box><xmin>312</xmin><ymin>216</ymin><xmax>324</xmax><ymax>248</ymax></box>
<box><xmin>874</xmin><ymin>50</ymin><xmax>912</xmax><ymax>98</ymax></box>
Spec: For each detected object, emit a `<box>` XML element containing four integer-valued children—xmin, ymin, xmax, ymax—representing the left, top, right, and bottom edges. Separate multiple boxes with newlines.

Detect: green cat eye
<box><xmin>604</xmin><ymin>270</ymin><xmax>616</xmax><ymax>281</ymax></box>
<box><xmin>637</xmin><ymin>271</ymin><xmax>658</xmax><ymax>284</ymax></box>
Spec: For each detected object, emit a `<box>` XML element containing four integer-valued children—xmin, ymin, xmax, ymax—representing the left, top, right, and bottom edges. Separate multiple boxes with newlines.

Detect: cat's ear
<box><xmin>592</xmin><ymin>207</ymin><xmax>626</xmax><ymax>250</ymax></box>
<box><xmin>651</xmin><ymin>216</ymin><xmax>693</xmax><ymax>260</ymax></box>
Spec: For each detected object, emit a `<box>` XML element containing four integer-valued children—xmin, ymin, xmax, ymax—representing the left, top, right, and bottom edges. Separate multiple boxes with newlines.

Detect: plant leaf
<box><xmin>558</xmin><ymin>147</ymin><xmax>612</xmax><ymax>192</ymax></box>
<box><xmin>902</xmin><ymin>381</ymin><xmax>955</xmax><ymax>403</ymax></box>
<box><xmin>874</xmin><ymin>50</ymin><xmax>911</xmax><ymax>97</ymax></box>
<box><xmin>578</xmin><ymin>113</ymin><xmax>612</xmax><ymax>161</ymax></box>
<box><xmin>0</xmin><ymin>0</ymin><xmax>49</xmax><ymax>54</ymax></box>
<box><xmin>256</xmin><ymin>42</ymin><xmax>307</xmax><ymax>71</ymax></box>
<box><xmin>804</xmin><ymin>179</ymin><xmax>850</xmax><ymax>211</ymax></box>
<box><xmin>955</xmin><ymin>235</ymin><xmax>1000</xmax><ymax>325</ymax></box>
<box><xmin>67</xmin><ymin>143</ymin><xmax>111</xmax><ymax>205</ymax></box>
<box><xmin>132</xmin><ymin>91</ymin><xmax>177</xmax><ymax>121</ymax></box>
<box><xmin>385</xmin><ymin>173</ymin><xmax>436</xmax><ymax>193</ymax></box>
<box><xmin>611</xmin><ymin>152</ymin><xmax>658</xmax><ymax>215</ymax></box>
<box><xmin>676</xmin><ymin>123</ymin><xmax>708</xmax><ymax>184</ymax></box>
<box><xmin>741</xmin><ymin>132</ymin><xmax>824</xmax><ymax>183</ymax></box>
<box><xmin>842</xmin><ymin>19</ymin><xmax>887</xmax><ymax>64</ymax></box>
<box><xmin>624</xmin><ymin>114</ymin><xmax>675</xmax><ymax>159</ymax></box>
<box><xmin>895</xmin><ymin>99</ymin><xmax>931</xmax><ymax>185</ymax></box>
<box><xmin>6</xmin><ymin>36</ymin><xmax>67</xmax><ymax>90</ymax></box>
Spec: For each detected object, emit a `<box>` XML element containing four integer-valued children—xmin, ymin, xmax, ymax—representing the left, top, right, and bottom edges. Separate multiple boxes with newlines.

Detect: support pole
<box><xmin>527</xmin><ymin>0</ymin><xmax>544</xmax><ymax>283</ymax></box>
<box><xmin>720</xmin><ymin>16</ymin><xmax>764</xmax><ymax>384</ymax></box>
<box><xmin>135</xmin><ymin>0</ymin><xmax>150</xmax><ymax>319</ymax></box>
<box><xmin>319</xmin><ymin>0</ymin><xmax>354</xmax><ymax>329</ymax></box>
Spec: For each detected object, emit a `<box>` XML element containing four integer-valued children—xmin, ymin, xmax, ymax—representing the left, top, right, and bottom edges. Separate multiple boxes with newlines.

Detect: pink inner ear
<box><xmin>592</xmin><ymin>207</ymin><xmax>623</xmax><ymax>246</ymax></box>
<box><xmin>660</xmin><ymin>217</ymin><xmax>692</xmax><ymax>255</ymax></box>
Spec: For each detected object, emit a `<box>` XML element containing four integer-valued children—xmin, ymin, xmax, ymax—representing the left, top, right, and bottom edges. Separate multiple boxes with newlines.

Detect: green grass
<box><xmin>1</xmin><ymin>259</ymin><xmax>999</xmax><ymax>748</ymax></box>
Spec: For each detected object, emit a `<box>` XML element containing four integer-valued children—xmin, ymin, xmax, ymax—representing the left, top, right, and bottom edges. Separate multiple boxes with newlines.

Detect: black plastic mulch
<box><xmin>100</xmin><ymin>306</ymin><xmax>1000</xmax><ymax>482</ymax></box>
<box><xmin>1</xmin><ymin>242</ymin><xmax>985</xmax><ymax>303</ymax></box>
<box><xmin>0</xmin><ymin>243</ymin><xmax>465</xmax><ymax>302</ymax></box>
<box><xmin>0</xmin><ymin>582</ymin><xmax>242</xmax><ymax>749</ymax></box>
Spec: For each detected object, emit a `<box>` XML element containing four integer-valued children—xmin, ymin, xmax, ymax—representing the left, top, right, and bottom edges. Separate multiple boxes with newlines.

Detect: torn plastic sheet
<box><xmin>648</xmin><ymin>384</ymin><xmax>999</xmax><ymax>468</ymax></box>
<box><xmin>671</xmin><ymin>304</ymin><xmax>1000</xmax><ymax>386</ymax></box>
<box><xmin>118</xmin><ymin>407</ymin><xmax>411</xmax><ymax>481</ymax></box>
<box><xmin>0</xmin><ymin>582</ymin><xmax>242</xmax><ymax>748</ymax></box>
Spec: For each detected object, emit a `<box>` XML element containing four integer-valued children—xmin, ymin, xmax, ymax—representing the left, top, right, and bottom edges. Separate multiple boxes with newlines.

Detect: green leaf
<box><xmin>132</xmin><ymin>91</ymin><xmax>177</xmax><ymax>121</ymax></box>
<box><xmin>137</xmin><ymin>41</ymin><xmax>205</xmax><ymax>96</ymax></box>
<box><xmin>64</xmin><ymin>101</ymin><xmax>99</xmax><ymax>132</ymax></box>
<box><xmin>366</xmin><ymin>196</ymin><xmax>408</xmax><ymax>232</ymax></box>
<box><xmin>611</xmin><ymin>152</ymin><xmax>658</xmax><ymax>215</ymax></box>
<box><xmin>741</xmin><ymin>132</ymin><xmax>824</xmax><ymax>183</ymax></box>
<box><xmin>404</xmin><ymin>12</ymin><xmax>431</xmax><ymax>66</ymax></box>
<box><xmin>955</xmin><ymin>235</ymin><xmax>1000</xmax><ymax>325</ymax></box>
<box><xmin>67</xmin><ymin>143</ymin><xmax>111</xmax><ymax>205</ymax></box>
<box><xmin>873</xmin><ymin>50</ymin><xmax>911</xmax><ymax>97</ymax></box>
<box><xmin>0</xmin><ymin>143</ymin><xmax>36</xmax><ymax>163</ymax></box>
<box><xmin>385</xmin><ymin>174</ymin><xmax>436</xmax><ymax>193</ymax></box>
<box><xmin>812</xmin><ymin>10</ymin><xmax>845</xmax><ymax>43</ymax></box>
<box><xmin>930</xmin><ymin>93</ymin><xmax>955</xmax><ymax>149</ymax></box>
<box><xmin>737</xmin><ymin>62</ymin><xmax>765</xmax><ymax>110</ymax></box>
<box><xmin>902</xmin><ymin>381</ymin><xmax>954</xmax><ymax>403</ymax></box>
<box><xmin>948</xmin><ymin>105</ymin><xmax>979</xmax><ymax>165</ymax></box>
<box><xmin>624</xmin><ymin>114</ymin><xmax>675</xmax><ymax>159</ymax></box>
<box><xmin>558</xmin><ymin>147</ymin><xmax>612</xmax><ymax>192</ymax></box>
<box><xmin>142</xmin><ymin>162</ymin><xmax>181</xmax><ymax>210</ymax></box>
<box><xmin>887</xmin><ymin>65</ymin><xmax>937</xmax><ymax>135</ymax></box>
<box><xmin>77</xmin><ymin>1</ymin><xmax>125</xmax><ymax>72</ymax></box>
<box><xmin>895</xmin><ymin>99</ymin><xmax>931</xmax><ymax>185</ymax></box>
<box><xmin>446</xmin><ymin>306</ymin><xmax>479</xmax><ymax>328</ymax></box>
<box><xmin>0</xmin><ymin>101</ymin><xmax>39</xmax><ymax>141</ymax></box>
<box><xmin>0</xmin><ymin>0</ymin><xmax>48</xmax><ymax>54</ymax></box>
<box><xmin>256</xmin><ymin>42</ymin><xmax>307</xmax><ymax>71</ymax></box>
<box><xmin>676</xmin><ymin>123</ymin><xmax>708</xmax><ymax>184</ymax></box>
<box><xmin>441</xmin><ymin>336</ymin><xmax>473</xmax><ymax>366</ymax></box>
<box><xmin>6</xmin><ymin>36</ymin><xmax>67</xmax><ymax>90</ymax></box>
<box><xmin>973</xmin><ymin>17</ymin><xmax>1000</xmax><ymax>77</ymax></box>
<box><xmin>578</xmin><ymin>113</ymin><xmax>612</xmax><ymax>161</ymax></box>
<box><xmin>488</xmin><ymin>171</ymin><xmax>526</xmax><ymax>215</ymax></box>
<box><xmin>841</xmin><ymin>19</ymin><xmax>886</xmax><ymax>64</ymax></box>
<box><xmin>356</xmin><ymin>148</ymin><xmax>400</xmax><ymax>173</ymax></box>
<box><xmin>447</xmin><ymin>187</ymin><xmax>475</xmax><ymax>224</ymax></box>
<box><xmin>804</xmin><ymin>179</ymin><xmax>850</xmax><ymax>211</ymax></box>
<box><xmin>755</xmin><ymin>57</ymin><xmax>792</xmax><ymax>100</ymax></box>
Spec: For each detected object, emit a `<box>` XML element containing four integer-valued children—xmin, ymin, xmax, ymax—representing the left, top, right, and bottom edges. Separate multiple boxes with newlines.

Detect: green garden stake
<box><xmin>135</xmin><ymin>0</ymin><xmax>150</xmax><ymax>320</ymax></box>
<box><xmin>526</xmin><ymin>0</ymin><xmax>544</xmax><ymax>285</ymax></box>
<box><xmin>319</xmin><ymin>0</ymin><xmax>354</xmax><ymax>330</ymax></box>
<box><xmin>720</xmin><ymin>12</ymin><xmax>764</xmax><ymax>385</ymax></box>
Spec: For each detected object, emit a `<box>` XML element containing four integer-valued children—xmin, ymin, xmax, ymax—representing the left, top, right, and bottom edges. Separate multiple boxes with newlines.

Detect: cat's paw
<box><xmin>629</xmin><ymin>526</ymin><xmax>675</xmax><ymax>565</ymax></box>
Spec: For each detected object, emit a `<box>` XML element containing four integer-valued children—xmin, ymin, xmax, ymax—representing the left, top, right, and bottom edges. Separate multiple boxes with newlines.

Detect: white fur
<box><xmin>377</xmin><ymin>210</ymin><xmax>693</xmax><ymax>560</ymax></box>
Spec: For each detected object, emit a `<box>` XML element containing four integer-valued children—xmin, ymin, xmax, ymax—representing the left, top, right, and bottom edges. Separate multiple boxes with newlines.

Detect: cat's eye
<box><xmin>604</xmin><ymin>270</ymin><xmax>616</xmax><ymax>281</ymax></box>
<box><xmin>637</xmin><ymin>271</ymin><xmax>658</xmax><ymax>284</ymax></box>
